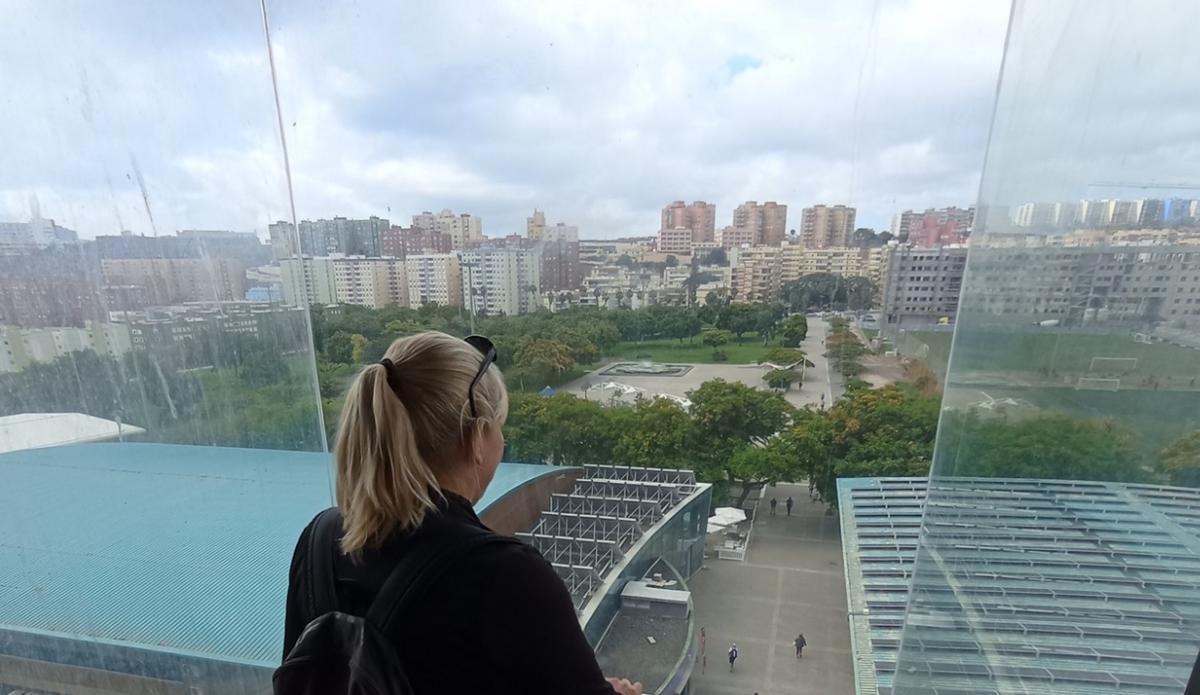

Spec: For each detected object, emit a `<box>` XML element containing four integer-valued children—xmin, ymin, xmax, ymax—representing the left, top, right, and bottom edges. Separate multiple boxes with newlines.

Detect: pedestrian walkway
<box><xmin>688</xmin><ymin>482</ymin><xmax>853</xmax><ymax>694</ymax></box>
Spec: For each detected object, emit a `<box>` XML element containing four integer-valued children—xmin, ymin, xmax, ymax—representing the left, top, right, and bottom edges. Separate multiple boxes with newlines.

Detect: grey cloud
<box><xmin>0</xmin><ymin>0</ymin><xmax>1019</xmax><ymax>238</ymax></box>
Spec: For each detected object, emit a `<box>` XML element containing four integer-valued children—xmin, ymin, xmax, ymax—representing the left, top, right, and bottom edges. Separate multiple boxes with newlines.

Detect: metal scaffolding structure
<box><xmin>550</xmin><ymin>493</ymin><xmax>664</xmax><ymax>525</ymax></box>
<box><xmin>518</xmin><ymin>533</ymin><xmax>623</xmax><ymax>571</ymax></box>
<box><xmin>553</xmin><ymin>563</ymin><xmax>601</xmax><ymax>607</ymax></box>
<box><xmin>583</xmin><ymin>464</ymin><xmax>697</xmax><ymax>488</ymax></box>
<box><xmin>516</xmin><ymin>465</ymin><xmax>699</xmax><ymax>612</ymax></box>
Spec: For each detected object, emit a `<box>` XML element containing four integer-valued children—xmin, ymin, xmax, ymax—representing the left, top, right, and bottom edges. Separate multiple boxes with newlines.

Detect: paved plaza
<box><xmin>561</xmin><ymin>319</ymin><xmax>836</xmax><ymax>409</ymax></box>
<box><xmin>688</xmin><ymin>482</ymin><xmax>854</xmax><ymax>695</ymax></box>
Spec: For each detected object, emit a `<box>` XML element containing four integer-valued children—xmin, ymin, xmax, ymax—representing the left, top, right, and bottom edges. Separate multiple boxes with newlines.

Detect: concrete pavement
<box><xmin>687</xmin><ymin>482</ymin><xmax>854</xmax><ymax>694</ymax></box>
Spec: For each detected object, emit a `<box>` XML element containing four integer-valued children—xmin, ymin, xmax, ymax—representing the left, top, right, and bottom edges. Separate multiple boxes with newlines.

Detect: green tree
<box><xmin>753</xmin><ymin>304</ymin><xmax>785</xmax><ymax>344</ymax></box>
<box><xmin>701</xmin><ymin>328</ymin><xmax>733</xmax><ymax>360</ymax></box>
<box><xmin>759</xmin><ymin>347</ymin><xmax>810</xmax><ymax>367</ymax></box>
<box><xmin>727</xmin><ymin>439</ymin><xmax>797</xmax><ymax>506</ymax></box>
<box><xmin>613</xmin><ymin>397</ymin><xmax>697</xmax><ymax>469</ymax></box>
<box><xmin>796</xmin><ymin>385</ymin><xmax>940</xmax><ymax>504</ymax></box>
<box><xmin>938</xmin><ymin>413</ymin><xmax>1145</xmax><ymax>483</ymax></box>
<box><xmin>511</xmin><ymin>338</ymin><xmax>575</xmax><ymax>388</ymax></box>
<box><xmin>350</xmin><ymin>333</ymin><xmax>369</xmax><ymax>365</ymax></box>
<box><xmin>781</xmin><ymin>273</ymin><xmax>839</xmax><ymax>311</ymax></box>
<box><xmin>779</xmin><ymin>315</ymin><xmax>808</xmax><ymax>347</ymax></box>
<box><xmin>503</xmin><ymin>393</ymin><xmax>625</xmax><ymax>466</ymax></box>
<box><xmin>842</xmin><ymin>276</ymin><xmax>876</xmax><ymax>311</ymax></box>
<box><xmin>1158</xmin><ymin>430</ymin><xmax>1200</xmax><ymax>487</ymax></box>
<box><xmin>716</xmin><ymin>302</ymin><xmax>758</xmax><ymax>341</ymax></box>
<box><xmin>665</xmin><ymin>254</ymin><xmax>679</xmax><ymax>268</ymax></box>
<box><xmin>688</xmin><ymin>380</ymin><xmax>793</xmax><ymax>504</ymax></box>
<box><xmin>323</xmin><ymin>331</ymin><xmax>355</xmax><ymax>364</ymax></box>
<box><xmin>763</xmin><ymin>368</ymin><xmax>799</xmax><ymax>391</ymax></box>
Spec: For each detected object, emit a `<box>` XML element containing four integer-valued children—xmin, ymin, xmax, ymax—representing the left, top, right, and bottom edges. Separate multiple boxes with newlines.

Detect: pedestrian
<box><xmin>769</xmin><ymin>497</ymin><xmax>777</xmax><ymax>515</ymax></box>
<box><xmin>794</xmin><ymin>633</ymin><xmax>807</xmax><ymax>658</ymax></box>
<box><xmin>728</xmin><ymin>643</ymin><xmax>739</xmax><ymax>672</ymax></box>
<box><xmin>786</xmin><ymin>496</ymin><xmax>794</xmax><ymax>516</ymax></box>
<box><xmin>700</xmin><ymin>626</ymin><xmax>706</xmax><ymax>656</ymax></box>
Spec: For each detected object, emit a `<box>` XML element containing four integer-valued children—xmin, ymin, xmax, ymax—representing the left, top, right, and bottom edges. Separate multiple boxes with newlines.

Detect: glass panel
<box><xmin>894</xmin><ymin>1</ymin><xmax>1200</xmax><ymax>692</ymax></box>
<box><xmin>0</xmin><ymin>4</ymin><xmax>327</xmax><ymax>693</ymax></box>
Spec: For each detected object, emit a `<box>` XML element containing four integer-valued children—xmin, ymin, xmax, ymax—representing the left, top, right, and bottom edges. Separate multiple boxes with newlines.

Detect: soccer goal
<box><xmin>1088</xmin><ymin>356</ymin><xmax>1138</xmax><ymax>374</ymax></box>
<box><xmin>1076</xmin><ymin>377</ymin><xmax>1121</xmax><ymax>391</ymax></box>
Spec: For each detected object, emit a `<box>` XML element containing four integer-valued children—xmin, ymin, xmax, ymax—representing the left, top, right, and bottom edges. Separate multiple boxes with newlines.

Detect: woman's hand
<box><xmin>606</xmin><ymin>677</ymin><xmax>643</xmax><ymax>695</ymax></box>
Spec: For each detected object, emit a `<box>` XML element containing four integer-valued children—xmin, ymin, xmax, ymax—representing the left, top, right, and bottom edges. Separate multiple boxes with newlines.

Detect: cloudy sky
<box><xmin>1</xmin><ymin>1</ymin><xmax>1035</xmax><ymax>239</ymax></box>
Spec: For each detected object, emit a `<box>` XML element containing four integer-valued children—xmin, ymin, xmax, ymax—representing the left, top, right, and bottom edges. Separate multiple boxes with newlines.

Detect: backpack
<box><xmin>273</xmin><ymin>507</ymin><xmax>511</xmax><ymax>695</ymax></box>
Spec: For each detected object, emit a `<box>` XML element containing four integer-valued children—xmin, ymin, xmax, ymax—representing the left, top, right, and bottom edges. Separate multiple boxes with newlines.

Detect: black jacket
<box><xmin>283</xmin><ymin>493</ymin><xmax>616</xmax><ymax>694</ymax></box>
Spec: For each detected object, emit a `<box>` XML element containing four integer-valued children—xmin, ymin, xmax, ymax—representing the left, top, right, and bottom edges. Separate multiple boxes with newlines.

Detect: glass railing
<box><xmin>892</xmin><ymin>1</ymin><xmax>1200</xmax><ymax>693</ymax></box>
<box><xmin>0</xmin><ymin>4</ymin><xmax>329</xmax><ymax>693</ymax></box>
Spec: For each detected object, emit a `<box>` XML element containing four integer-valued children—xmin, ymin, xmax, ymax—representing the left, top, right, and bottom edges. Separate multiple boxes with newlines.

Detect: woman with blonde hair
<box><xmin>280</xmin><ymin>332</ymin><xmax>640</xmax><ymax>694</ymax></box>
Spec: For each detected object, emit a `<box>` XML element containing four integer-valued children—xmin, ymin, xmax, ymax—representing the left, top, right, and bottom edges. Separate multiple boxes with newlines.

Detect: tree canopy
<box><xmin>782</xmin><ymin>273</ymin><xmax>876</xmax><ymax>312</ymax></box>
<box><xmin>1158</xmin><ymin>430</ymin><xmax>1200</xmax><ymax>487</ymax></box>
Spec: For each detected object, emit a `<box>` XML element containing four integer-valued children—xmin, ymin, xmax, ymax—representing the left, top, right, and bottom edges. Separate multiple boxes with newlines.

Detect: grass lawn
<box><xmin>862</xmin><ymin>328</ymin><xmax>880</xmax><ymax>339</ymax></box>
<box><xmin>607</xmin><ymin>334</ymin><xmax>775</xmax><ymax>364</ymax></box>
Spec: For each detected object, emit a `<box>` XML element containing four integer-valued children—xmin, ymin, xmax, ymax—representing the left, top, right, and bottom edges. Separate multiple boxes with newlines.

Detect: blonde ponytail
<box><xmin>333</xmin><ymin>331</ymin><xmax>507</xmax><ymax>553</ymax></box>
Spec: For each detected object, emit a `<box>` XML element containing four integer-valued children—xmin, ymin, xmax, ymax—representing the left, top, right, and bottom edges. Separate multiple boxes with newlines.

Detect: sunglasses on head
<box><xmin>464</xmin><ymin>335</ymin><xmax>497</xmax><ymax>419</ymax></box>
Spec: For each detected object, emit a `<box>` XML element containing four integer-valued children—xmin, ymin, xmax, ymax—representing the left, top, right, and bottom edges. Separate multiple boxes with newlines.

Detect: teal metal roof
<box><xmin>0</xmin><ymin>443</ymin><xmax>560</xmax><ymax>667</ymax></box>
<box><xmin>838</xmin><ymin>477</ymin><xmax>1200</xmax><ymax>694</ymax></box>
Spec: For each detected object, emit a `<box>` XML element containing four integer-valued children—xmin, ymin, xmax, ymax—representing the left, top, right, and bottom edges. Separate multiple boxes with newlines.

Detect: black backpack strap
<box><xmin>306</xmin><ymin>507</ymin><xmax>342</xmax><ymax>618</ymax></box>
<box><xmin>366</xmin><ymin>522</ymin><xmax>511</xmax><ymax>635</ymax></box>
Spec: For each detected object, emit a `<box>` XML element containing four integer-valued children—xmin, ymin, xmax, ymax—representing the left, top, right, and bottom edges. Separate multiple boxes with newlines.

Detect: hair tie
<box><xmin>377</xmin><ymin>358</ymin><xmax>403</xmax><ymax>399</ymax></box>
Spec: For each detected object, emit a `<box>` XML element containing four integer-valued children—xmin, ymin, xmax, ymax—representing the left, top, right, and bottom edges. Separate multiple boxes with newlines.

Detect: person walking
<box><xmin>728</xmin><ymin>643</ymin><xmax>739</xmax><ymax>672</ymax></box>
<box><xmin>794</xmin><ymin>633</ymin><xmax>807</xmax><ymax>658</ymax></box>
<box><xmin>785</xmin><ymin>496</ymin><xmax>794</xmax><ymax>516</ymax></box>
<box><xmin>769</xmin><ymin>497</ymin><xmax>777</xmax><ymax>515</ymax></box>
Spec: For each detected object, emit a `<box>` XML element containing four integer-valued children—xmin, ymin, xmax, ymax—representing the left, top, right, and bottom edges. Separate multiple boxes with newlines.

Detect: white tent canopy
<box><xmin>707</xmin><ymin>506</ymin><xmax>747</xmax><ymax>534</ymax></box>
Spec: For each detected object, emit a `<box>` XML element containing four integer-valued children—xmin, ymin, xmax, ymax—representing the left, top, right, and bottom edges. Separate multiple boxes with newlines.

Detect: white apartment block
<box><xmin>330</xmin><ymin>258</ymin><xmax>407</xmax><ymax>309</ymax></box>
<box><xmin>0</xmin><ymin>321</ymin><xmax>132</xmax><ymax>373</ymax></box>
<box><xmin>405</xmin><ymin>254</ymin><xmax>463</xmax><ymax>307</ymax></box>
<box><xmin>459</xmin><ymin>248</ymin><xmax>541</xmax><ymax>316</ymax></box>
<box><xmin>280</xmin><ymin>256</ymin><xmax>407</xmax><ymax>309</ymax></box>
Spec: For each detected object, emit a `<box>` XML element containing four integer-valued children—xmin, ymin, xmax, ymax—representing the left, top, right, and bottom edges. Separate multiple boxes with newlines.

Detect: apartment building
<box><xmin>658</xmin><ymin>227</ymin><xmax>694</xmax><ymax>255</ymax></box>
<box><xmin>801</xmin><ymin>205</ymin><xmax>856</xmax><ymax>248</ymax></box>
<box><xmin>732</xmin><ymin>246</ymin><xmax>889</xmax><ymax>303</ymax></box>
<box><xmin>661</xmin><ymin>201</ymin><xmax>716</xmax><ymax>244</ymax></box>
<box><xmin>732</xmin><ymin>246</ymin><xmax>782</xmax><ymax>303</ymax></box>
<box><xmin>279</xmin><ymin>256</ymin><xmax>407</xmax><ymax>309</ymax></box>
<box><xmin>459</xmin><ymin>248</ymin><xmax>541</xmax><ymax>316</ymax></box>
<box><xmin>728</xmin><ymin>201</ymin><xmax>787</xmax><ymax>246</ymax></box>
<box><xmin>101</xmin><ymin>257</ymin><xmax>247</xmax><ymax>305</ymax></box>
<box><xmin>892</xmin><ymin>207</ymin><xmax>974</xmax><ymax>242</ymax></box>
<box><xmin>881</xmin><ymin>246</ymin><xmax>968</xmax><ymax>328</ymax></box>
<box><xmin>717</xmin><ymin>225</ymin><xmax>757</xmax><ymax>249</ymax></box>
<box><xmin>379</xmin><ymin>226</ymin><xmax>452</xmax><ymax>257</ymax></box>
<box><xmin>539</xmin><ymin>237</ymin><xmax>582</xmax><ymax>293</ymax></box>
<box><xmin>405</xmin><ymin>253</ymin><xmax>463</xmax><ymax>307</ymax></box>
<box><xmin>0</xmin><ymin>321</ymin><xmax>131</xmax><ymax>373</ymax></box>
<box><xmin>960</xmin><ymin>243</ymin><xmax>1200</xmax><ymax>326</ymax></box>
<box><xmin>412</xmin><ymin>209</ymin><xmax>483</xmax><ymax>250</ymax></box>
<box><xmin>330</xmin><ymin>257</ymin><xmax>407</xmax><ymax>309</ymax></box>
<box><xmin>527</xmin><ymin>209</ymin><xmax>547</xmax><ymax>240</ymax></box>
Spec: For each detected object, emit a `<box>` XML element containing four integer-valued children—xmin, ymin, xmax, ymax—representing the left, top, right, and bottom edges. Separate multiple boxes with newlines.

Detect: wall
<box><xmin>479</xmin><ymin>467</ymin><xmax>585</xmax><ymax>535</ymax></box>
<box><xmin>581</xmin><ymin>484</ymin><xmax>712</xmax><ymax>647</ymax></box>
